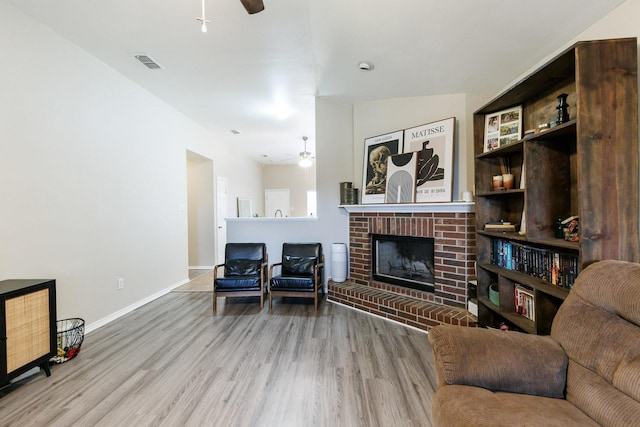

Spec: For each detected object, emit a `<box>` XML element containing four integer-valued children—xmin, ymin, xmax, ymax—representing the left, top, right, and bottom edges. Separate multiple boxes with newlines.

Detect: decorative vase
<box><xmin>340</xmin><ymin>182</ymin><xmax>352</xmax><ymax>204</ymax></box>
<box><xmin>502</xmin><ymin>174</ymin><xmax>514</xmax><ymax>190</ymax></box>
<box><xmin>556</xmin><ymin>93</ymin><xmax>570</xmax><ymax>124</ymax></box>
<box><xmin>489</xmin><ymin>283</ymin><xmax>500</xmax><ymax>306</ymax></box>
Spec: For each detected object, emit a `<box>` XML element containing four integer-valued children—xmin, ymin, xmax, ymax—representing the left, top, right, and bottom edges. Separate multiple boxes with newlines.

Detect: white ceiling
<box><xmin>9</xmin><ymin>0</ymin><xmax>625</xmax><ymax>164</ymax></box>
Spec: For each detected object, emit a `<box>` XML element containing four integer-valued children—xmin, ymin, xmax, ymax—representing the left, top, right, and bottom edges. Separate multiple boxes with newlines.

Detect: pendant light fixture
<box><xmin>196</xmin><ymin>0</ymin><xmax>210</xmax><ymax>33</ymax></box>
<box><xmin>299</xmin><ymin>136</ymin><xmax>313</xmax><ymax>168</ymax></box>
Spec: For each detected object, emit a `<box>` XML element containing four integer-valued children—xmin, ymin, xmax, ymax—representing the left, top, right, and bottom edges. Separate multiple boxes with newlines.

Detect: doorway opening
<box><xmin>186</xmin><ymin>151</ymin><xmax>215</xmax><ymax>269</ymax></box>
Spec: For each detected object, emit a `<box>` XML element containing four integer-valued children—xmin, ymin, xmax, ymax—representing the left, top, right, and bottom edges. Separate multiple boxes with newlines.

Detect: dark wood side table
<box><xmin>0</xmin><ymin>279</ymin><xmax>57</xmax><ymax>386</ymax></box>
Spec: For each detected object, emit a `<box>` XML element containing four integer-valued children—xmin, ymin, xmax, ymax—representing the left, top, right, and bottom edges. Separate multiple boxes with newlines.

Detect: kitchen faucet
<box><xmin>274</xmin><ymin>209</ymin><xmax>283</xmax><ymax>217</ymax></box>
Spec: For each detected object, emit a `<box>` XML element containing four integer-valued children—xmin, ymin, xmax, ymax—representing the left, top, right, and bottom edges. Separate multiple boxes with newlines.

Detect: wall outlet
<box><xmin>117</xmin><ymin>278</ymin><xmax>124</xmax><ymax>290</ymax></box>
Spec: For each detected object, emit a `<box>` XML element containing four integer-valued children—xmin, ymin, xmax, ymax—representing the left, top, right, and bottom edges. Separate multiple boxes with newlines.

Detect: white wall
<box><xmin>495</xmin><ymin>1</ymin><xmax>640</xmax><ymax>103</ymax></box>
<box><xmin>0</xmin><ymin>3</ymin><xmax>263</xmax><ymax>329</ymax></box>
<box><xmin>231</xmin><ymin>91</ymin><xmax>479</xmax><ymax>283</ymax></box>
<box><xmin>262</xmin><ymin>164</ymin><xmax>317</xmax><ymax>217</ymax></box>
<box><xmin>187</xmin><ymin>135</ymin><xmax>265</xmax><ymax>222</ymax></box>
<box><xmin>353</xmin><ymin>93</ymin><xmax>473</xmax><ymax>201</ymax></box>
<box><xmin>229</xmin><ymin>95</ymin><xmax>476</xmax><ymax>283</ymax></box>
<box><xmin>227</xmin><ymin>98</ymin><xmax>353</xmax><ymax>283</ymax></box>
<box><xmin>573</xmin><ymin>0</ymin><xmax>640</xmax><ymax>41</ymax></box>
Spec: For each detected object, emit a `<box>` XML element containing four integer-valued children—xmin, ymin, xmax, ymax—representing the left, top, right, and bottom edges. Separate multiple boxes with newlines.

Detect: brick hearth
<box><xmin>328</xmin><ymin>205</ymin><xmax>477</xmax><ymax>331</ymax></box>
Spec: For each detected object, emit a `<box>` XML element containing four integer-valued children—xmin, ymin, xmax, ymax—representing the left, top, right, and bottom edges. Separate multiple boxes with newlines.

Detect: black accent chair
<box><xmin>213</xmin><ymin>243</ymin><xmax>268</xmax><ymax>311</ymax></box>
<box><xmin>269</xmin><ymin>243</ymin><xmax>324</xmax><ymax>311</ymax></box>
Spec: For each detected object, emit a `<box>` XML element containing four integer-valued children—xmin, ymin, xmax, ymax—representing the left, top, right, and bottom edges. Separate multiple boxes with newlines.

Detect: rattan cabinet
<box><xmin>0</xmin><ymin>279</ymin><xmax>57</xmax><ymax>386</ymax></box>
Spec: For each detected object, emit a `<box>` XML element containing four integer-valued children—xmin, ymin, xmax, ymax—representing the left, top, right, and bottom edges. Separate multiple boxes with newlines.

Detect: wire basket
<box><xmin>50</xmin><ymin>318</ymin><xmax>85</xmax><ymax>364</ymax></box>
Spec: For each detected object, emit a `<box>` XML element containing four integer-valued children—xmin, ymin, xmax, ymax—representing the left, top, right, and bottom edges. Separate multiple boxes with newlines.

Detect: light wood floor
<box><xmin>0</xmin><ymin>293</ymin><xmax>437</xmax><ymax>427</ymax></box>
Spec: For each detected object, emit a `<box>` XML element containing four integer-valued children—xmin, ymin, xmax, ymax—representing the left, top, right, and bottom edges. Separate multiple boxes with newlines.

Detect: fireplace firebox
<box><xmin>371</xmin><ymin>234</ymin><xmax>435</xmax><ymax>293</ymax></box>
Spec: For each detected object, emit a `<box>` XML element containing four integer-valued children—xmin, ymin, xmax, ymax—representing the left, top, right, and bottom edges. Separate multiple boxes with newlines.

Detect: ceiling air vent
<box><xmin>134</xmin><ymin>54</ymin><xmax>163</xmax><ymax>70</ymax></box>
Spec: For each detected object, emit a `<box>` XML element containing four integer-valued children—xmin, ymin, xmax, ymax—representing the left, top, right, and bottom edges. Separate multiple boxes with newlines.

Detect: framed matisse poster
<box><xmin>403</xmin><ymin>117</ymin><xmax>455</xmax><ymax>203</ymax></box>
<box><xmin>362</xmin><ymin>130</ymin><xmax>404</xmax><ymax>204</ymax></box>
<box><xmin>484</xmin><ymin>106</ymin><xmax>522</xmax><ymax>152</ymax></box>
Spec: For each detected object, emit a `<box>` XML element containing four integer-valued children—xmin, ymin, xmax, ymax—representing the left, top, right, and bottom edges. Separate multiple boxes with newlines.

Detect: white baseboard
<box><xmin>189</xmin><ymin>265</ymin><xmax>215</xmax><ymax>270</ymax></box>
<box><xmin>85</xmin><ymin>278</ymin><xmax>190</xmax><ymax>335</ymax></box>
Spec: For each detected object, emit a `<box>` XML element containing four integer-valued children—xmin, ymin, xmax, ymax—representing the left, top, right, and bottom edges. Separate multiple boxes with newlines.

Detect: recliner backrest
<box><xmin>281</xmin><ymin>243</ymin><xmax>322</xmax><ymax>277</ymax></box>
<box><xmin>224</xmin><ymin>243</ymin><xmax>266</xmax><ymax>276</ymax></box>
<box><xmin>551</xmin><ymin>260</ymin><xmax>640</xmax><ymax>424</ymax></box>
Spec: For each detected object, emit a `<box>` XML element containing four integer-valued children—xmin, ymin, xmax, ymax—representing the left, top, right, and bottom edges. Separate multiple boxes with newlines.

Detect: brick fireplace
<box><xmin>328</xmin><ymin>203</ymin><xmax>477</xmax><ymax>331</ymax></box>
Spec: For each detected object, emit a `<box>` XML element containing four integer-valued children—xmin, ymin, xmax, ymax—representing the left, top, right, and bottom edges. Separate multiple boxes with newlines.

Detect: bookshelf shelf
<box><xmin>476</xmin><ymin>189</ymin><xmax>525</xmax><ymax>198</ymax></box>
<box><xmin>479</xmin><ymin>263</ymin><xmax>570</xmax><ymax>300</ymax></box>
<box><xmin>473</xmin><ymin>38</ymin><xmax>639</xmax><ymax>334</ymax></box>
<box><xmin>477</xmin><ymin>295</ymin><xmax>536</xmax><ymax>334</ymax></box>
<box><xmin>477</xmin><ymin>231</ymin><xmax>580</xmax><ymax>251</ymax></box>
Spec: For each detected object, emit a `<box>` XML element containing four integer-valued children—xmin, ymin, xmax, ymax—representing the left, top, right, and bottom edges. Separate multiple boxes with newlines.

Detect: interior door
<box><xmin>216</xmin><ymin>177</ymin><xmax>228</xmax><ymax>265</ymax></box>
<box><xmin>265</xmin><ymin>189</ymin><xmax>290</xmax><ymax>217</ymax></box>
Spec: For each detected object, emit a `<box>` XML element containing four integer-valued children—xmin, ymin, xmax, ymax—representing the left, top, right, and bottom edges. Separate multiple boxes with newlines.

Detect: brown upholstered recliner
<box><xmin>428</xmin><ymin>259</ymin><xmax>640</xmax><ymax>426</ymax></box>
<box><xmin>213</xmin><ymin>243</ymin><xmax>267</xmax><ymax>311</ymax></box>
<box><xmin>269</xmin><ymin>242</ymin><xmax>324</xmax><ymax>311</ymax></box>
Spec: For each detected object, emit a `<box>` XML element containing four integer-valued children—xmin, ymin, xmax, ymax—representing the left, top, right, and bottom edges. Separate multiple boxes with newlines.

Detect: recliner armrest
<box><xmin>428</xmin><ymin>324</ymin><xmax>567</xmax><ymax>398</ymax></box>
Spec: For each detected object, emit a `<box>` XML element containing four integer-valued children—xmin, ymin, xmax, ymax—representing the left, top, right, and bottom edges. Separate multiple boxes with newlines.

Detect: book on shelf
<box><xmin>490</xmin><ymin>239</ymin><xmax>579</xmax><ymax>288</ymax></box>
<box><xmin>515</xmin><ymin>284</ymin><xmax>535</xmax><ymax>321</ymax></box>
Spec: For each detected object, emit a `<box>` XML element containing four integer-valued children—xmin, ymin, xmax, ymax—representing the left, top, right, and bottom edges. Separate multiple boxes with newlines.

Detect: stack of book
<box><xmin>484</xmin><ymin>221</ymin><xmax>516</xmax><ymax>232</ymax></box>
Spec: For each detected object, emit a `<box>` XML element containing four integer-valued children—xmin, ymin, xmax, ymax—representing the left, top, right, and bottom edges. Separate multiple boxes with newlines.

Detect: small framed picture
<box><xmin>484</xmin><ymin>106</ymin><xmax>522</xmax><ymax>152</ymax></box>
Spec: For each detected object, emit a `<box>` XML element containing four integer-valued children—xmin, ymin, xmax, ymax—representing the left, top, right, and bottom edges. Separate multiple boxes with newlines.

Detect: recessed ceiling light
<box><xmin>358</xmin><ymin>61</ymin><xmax>374</xmax><ymax>71</ymax></box>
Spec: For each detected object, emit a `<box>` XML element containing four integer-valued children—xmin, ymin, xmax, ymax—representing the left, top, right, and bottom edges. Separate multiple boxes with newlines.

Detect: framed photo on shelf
<box><xmin>361</xmin><ymin>130</ymin><xmax>404</xmax><ymax>204</ymax></box>
<box><xmin>483</xmin><ymin>106</ymin><xmax>522</xmax><ymax>152</ymax></box>
<box><xmin>403</xmin><ymin>117</ymin><xmax>455</xmax><ymax>203</ymax></box>
<box><xmin>237</xmin><ymin>197</ymin><xmax>252</xmax><ymax>217</ymax></box>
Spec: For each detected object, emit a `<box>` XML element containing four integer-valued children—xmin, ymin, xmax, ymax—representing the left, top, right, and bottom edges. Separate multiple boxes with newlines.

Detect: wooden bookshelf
<box><xmin>473</xmin><ymin>38</ymin><xmax>639</xmax><ymax>334</ymax></box>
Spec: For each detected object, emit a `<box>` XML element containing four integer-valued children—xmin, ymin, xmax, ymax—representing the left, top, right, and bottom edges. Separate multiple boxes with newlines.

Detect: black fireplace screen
<box><xmin>371</xmin><ymin>234</ymin><xmax>435</xmax><ymax>293</ymax></box>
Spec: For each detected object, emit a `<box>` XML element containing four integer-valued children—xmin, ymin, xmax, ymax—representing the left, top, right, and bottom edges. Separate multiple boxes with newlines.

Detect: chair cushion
<box><xmin>223</xmin><ymin>243</ymin><xmax>266</xmax><ymax>276</ymax></box>
<box><xmin>215</xmin><ymin>275</ymin><xmax>261</xmax><ymax>290</ymax></box>
<box><xmin>270</xmin><ymin>275</ymin><xmax>315</xmax><ymax>291</ymax></box>
<box><xmin>432</xmin><ymin>385</ymin><xmax>599</xmax><ymax>427</ymax></box>
<box><xmin>282</xmin><ymin>256</ymin><xmax>316</xmax><ymax>276</ymax></box>
<box><xmin>225</xmin><ymin>258</ymin><xmax>262</xmax><ymax>276</ymax></box>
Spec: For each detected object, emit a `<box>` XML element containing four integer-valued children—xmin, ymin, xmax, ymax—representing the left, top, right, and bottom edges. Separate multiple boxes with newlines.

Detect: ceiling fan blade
<box><xmin>240</xmin><ymin>0</ymin><xmax>265</xmax><ymax>14</ymax></box>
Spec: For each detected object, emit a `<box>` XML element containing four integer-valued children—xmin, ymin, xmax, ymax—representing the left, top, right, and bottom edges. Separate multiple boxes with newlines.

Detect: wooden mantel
<box><xmin>339</xmin><ymin>202</ymin><xmax>474</xmax><ymax>214</ymax></box>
